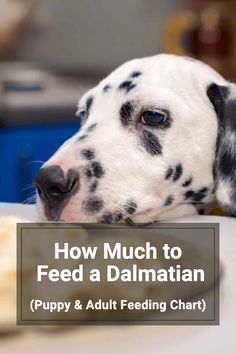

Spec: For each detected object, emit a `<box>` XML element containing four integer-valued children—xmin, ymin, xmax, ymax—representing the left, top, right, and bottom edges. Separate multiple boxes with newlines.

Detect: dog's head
<box><xmin>34</xmin><ymin>54</ymin><xmax>236</xmax><ymax>222</ymax></box>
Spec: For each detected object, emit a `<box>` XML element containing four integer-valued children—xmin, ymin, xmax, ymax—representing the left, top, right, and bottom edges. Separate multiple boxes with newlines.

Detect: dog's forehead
<box><xmin>79</xmin><ymin>54</ymin><xmax>226</xmax><ymax>109</ymax></box>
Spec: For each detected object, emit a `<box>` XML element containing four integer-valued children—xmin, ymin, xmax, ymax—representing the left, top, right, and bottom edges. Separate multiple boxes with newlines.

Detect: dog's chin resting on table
<box><xmin>34</xmin><ymin>54</ymin><xmax>236</xmax><ymax>223</ymax></box>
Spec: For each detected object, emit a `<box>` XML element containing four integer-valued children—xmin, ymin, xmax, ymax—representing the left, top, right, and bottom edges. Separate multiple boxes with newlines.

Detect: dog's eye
<box><xmin>140</xmin><ymin>111</ymin><xmax>168</xmax><ymax>126</ymax></box>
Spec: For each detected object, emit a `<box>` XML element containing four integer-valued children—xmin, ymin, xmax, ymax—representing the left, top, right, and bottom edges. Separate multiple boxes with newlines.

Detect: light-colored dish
<box><xmin>0</xmin><ymin>216</ymin><xmax>30</xmax><ymax>333</ymax></box>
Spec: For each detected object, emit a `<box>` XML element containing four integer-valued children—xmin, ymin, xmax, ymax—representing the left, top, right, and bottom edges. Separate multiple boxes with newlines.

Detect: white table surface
<box><xmin>0</xmin><ymin>203</ymin><xmax>235</xmax><ymax>354</ymax></box>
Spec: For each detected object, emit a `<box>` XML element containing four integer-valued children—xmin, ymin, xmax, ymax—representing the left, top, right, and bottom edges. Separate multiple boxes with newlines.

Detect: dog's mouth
<box><xmin>37</xmin><ymin>196</ymin><xmax>155</xmax><ymax>224</ymax></box>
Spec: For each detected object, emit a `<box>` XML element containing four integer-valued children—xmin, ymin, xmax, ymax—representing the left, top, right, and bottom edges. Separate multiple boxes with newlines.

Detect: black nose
<box><xmin>34</xmin><ymin>166</ymin><xmax>80</xmax><ymax>205</ymax></box>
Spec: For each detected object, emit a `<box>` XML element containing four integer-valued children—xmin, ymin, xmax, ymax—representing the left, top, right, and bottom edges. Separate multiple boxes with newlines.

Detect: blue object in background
<box><xmin>0</xmin><ymin>122</ymin><xmax>80</xmax><ymax>203</ymax></box>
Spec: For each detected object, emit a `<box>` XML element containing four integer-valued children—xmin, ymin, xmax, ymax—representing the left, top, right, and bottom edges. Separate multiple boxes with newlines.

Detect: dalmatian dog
<box><xmin>34</xmin><ymin>54</ymin><xmax>236</xmax><ymax>223</ymax></box>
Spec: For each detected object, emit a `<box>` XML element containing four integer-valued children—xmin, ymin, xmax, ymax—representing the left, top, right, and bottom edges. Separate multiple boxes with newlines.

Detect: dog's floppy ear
<box><xmin>207</xmin><ymin>83</ymin><xmax>236</xmax><ymax>216</ymax></box>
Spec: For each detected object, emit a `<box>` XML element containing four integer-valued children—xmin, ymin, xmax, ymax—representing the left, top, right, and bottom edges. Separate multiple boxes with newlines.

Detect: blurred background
<box><xmin>0</xmin><ymin>0</ymin><xmax>236</xmax><ymax>203</ymax></box>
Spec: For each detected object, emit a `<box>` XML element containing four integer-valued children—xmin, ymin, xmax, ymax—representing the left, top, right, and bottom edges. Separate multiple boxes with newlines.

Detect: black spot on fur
<box><xmin>85</xmin><ymin>161</ymin><xmax>105</xmax><ymax>179</ymax></box>
<box><xmin>86</xmin><ymin>96</ymin><xmax>94</xmax><ymax>116</ymax></box>
<box><xmin>185</xmin><ymin>190</ymin><xmax>195</xmax><ymax>199</ymax></box>
<box><xmin>84</xmin><ymin>197</ymin><xmax>104</xmax><ymax>214</ymax></box>
<box><xmin>198</xmin><ymin>208</ymin><xmax>205</xmax><ymax>215</ymax></box>
<box><xmin>85</xmin><ymin>169</ymin><xmax>93</xmax><ymax>178</ymax></box>
<box><xmin>220</xmin><ymin>151</ymin><xmax>236</xmax><ymax>176</ymax></box>
<box><xmin>207</xmin><ymin>83</ymin><xmax>230</xmax><ymax>119</ymax></box>
<box><xmin>173</xmin><ymin>164</ymin><xmax>183</xmax><ymax>182</ymax></box>
<box><xmin>119</xmin><ymin>81</ymin><xmax>136</xmax><ymax>93</ymax></box>
<box><xmin>164</xmin><ymin>195</ymin><xmax>174</xmax><ymax>207</ymax></box>
<box><xmin>165</xmin><ymin>167</ymin><xmax>173</xmax><ymax>180</ymax></box>
<box><xmin>103</xmin><ymin>84</ymin><xmax>111</xmax><ymax>93</ymax></box>
<box><xmin>113</xmin><ymin>211</ymin><xmax>123</xmax><ymax>222</ymax></box>
<box><xmin>100</xmin><ymin>213</ymin><xmax>113</xmax><ymax>224</ymax></box>
<box><xmin>120</xmin><ymin>101</ymin><xmax>135</xmax><ymax>126</ymax></box>
<box><xmin>100</xmin><ymin>211</ymin><xmax>123</xmax><ymax>224</ymax></box>
<box><xmin>124</xmin><ymin>200</ymin><xmax>137</xmax><ymax>215</ymax></box>
<box><xmin>87</xmin><ymin>123</ymin><xmax>97</xmax><ymax>132</ymax></box>
<box><xmin>77</xmin><ymin>134</ymin><xmax>88</xmax><ymax>142</ymax></box>
<box><xmin>182</xmin><ymin>177</ymin><xmax>192</xmax><ymax>187</ymax></box>
<box><xmin>78</xmin><ymin>97</ymin><xmax>94</xmax><ymax>125</ymax></box>
<box><xmin>125</xmin><ymin>217</ymin><xmax>136</xmax><ymax>226</ymax></box>
<box><xmin>142</xmin><ymin>130</ymin><xmax>162</xmax><ymax>155</ymax></box>
<box><xmin>81</xmin><ymin>149</ymin><xmax>95</xmax><ymax>160</ymax></box>
<box><xmin>130</xmin><ymin>71</ymin><xmax>142</xmax><ymax>78</ymax></box>
<box><xmin>77</xmin><ymin>111</ymin><xmax>87</xmax><ymax>124</ymax></box>
<box><xmin>194</xmin><ymin>187</ymin><xmax>209</xmax><ymax>202</ymax></box>
<box><xmin>165</xmin><ymin>164</ymin><xmax>183</xmax><ymax>181</ymax></box>
<box><xmin>91</xmin><ymin>162</ymin><xmax>105</xmax><ymax>178</ymax></box>
<box><xmin>185</xmin><ymin>187</ymin><xmax>209</xmax><ymax>202</ymax></box>
<box><xmin>90</xmin><ymin>181</ymin><xmax>98</xmax><ymax>193</ymax></box>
